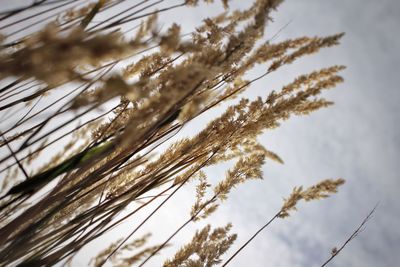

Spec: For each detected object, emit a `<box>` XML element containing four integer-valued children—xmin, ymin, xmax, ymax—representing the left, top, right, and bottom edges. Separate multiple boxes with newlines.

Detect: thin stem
<box><xmin>222</xmin><ymin>212</ymin><xmax>281</xmax><ymax>267</ymax></box>
<box><xmin>320</xmin><ymin>205</ymin><xmax>377</xmax><ymax>267</ymax></box>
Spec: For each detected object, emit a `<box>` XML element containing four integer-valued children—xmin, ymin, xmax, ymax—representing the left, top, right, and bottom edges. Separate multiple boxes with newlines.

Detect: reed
<box><xmin>0</xmin><ymin>1</ymin><xmax>348</xmax><ymax>266</ymax></box>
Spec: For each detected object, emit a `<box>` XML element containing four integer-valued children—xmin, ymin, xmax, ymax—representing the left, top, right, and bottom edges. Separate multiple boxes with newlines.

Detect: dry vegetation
<box><xmin>0</xmin><ymin>0</ymin><xmax>347</xmax><ymax>266</ymax></box>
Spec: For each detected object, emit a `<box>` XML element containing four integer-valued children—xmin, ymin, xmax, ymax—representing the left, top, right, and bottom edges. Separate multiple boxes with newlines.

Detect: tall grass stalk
<box><xmin>0</xmin><ymin>0</ymin><xmax>348</xmax><ymax>266</ymax></box>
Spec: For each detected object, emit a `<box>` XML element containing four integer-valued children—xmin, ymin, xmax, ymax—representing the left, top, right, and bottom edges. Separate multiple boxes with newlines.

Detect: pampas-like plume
<box><xmin>0</xmin><ymin>0</ymin><xmax>349</xmax><ymax>266</ymax></box>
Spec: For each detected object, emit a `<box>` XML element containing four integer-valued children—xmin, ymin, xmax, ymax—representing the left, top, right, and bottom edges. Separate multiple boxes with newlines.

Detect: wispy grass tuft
<box><xmin>0</xmin><ymin>0</ymin><xmax>354</xmax><ymax>266</ymax></box>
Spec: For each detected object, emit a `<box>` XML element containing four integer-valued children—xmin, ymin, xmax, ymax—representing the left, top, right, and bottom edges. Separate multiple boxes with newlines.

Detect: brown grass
<box><xmin>0</xmin><ymin>0</ymin><xmax>348</xmax><ymax>266</ymax></box>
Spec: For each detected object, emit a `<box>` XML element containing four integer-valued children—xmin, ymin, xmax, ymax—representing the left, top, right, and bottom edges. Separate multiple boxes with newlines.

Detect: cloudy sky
<box><xmin>142</xmin><ymin>1</ymin><xmax>400</xmax><ymax>266</ymax></box>
<box><xmin>217</xmin><ymin>1</ymin><xmax>400</xmax><ymax>266</ymax></box>
<box><xmin>1</xmin><ymin>0</ymin><xmax>399</xmax><ymax>266</ymax></box>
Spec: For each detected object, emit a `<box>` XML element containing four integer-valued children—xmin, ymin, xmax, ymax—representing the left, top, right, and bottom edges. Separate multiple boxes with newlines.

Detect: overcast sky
<box><xmin>147</xmin><ymin>1</ymin><xmax>400</xmax><ymax>266</ymax></box>
<box><xmin>219</xmin><ymin>1</ymin><xmax>400</xmax><ymax>266</ymax></box>
<box><xmin>1</xmin><ymin>1</ymin><xmax>399</xmax><ymax>266</ymax></box>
